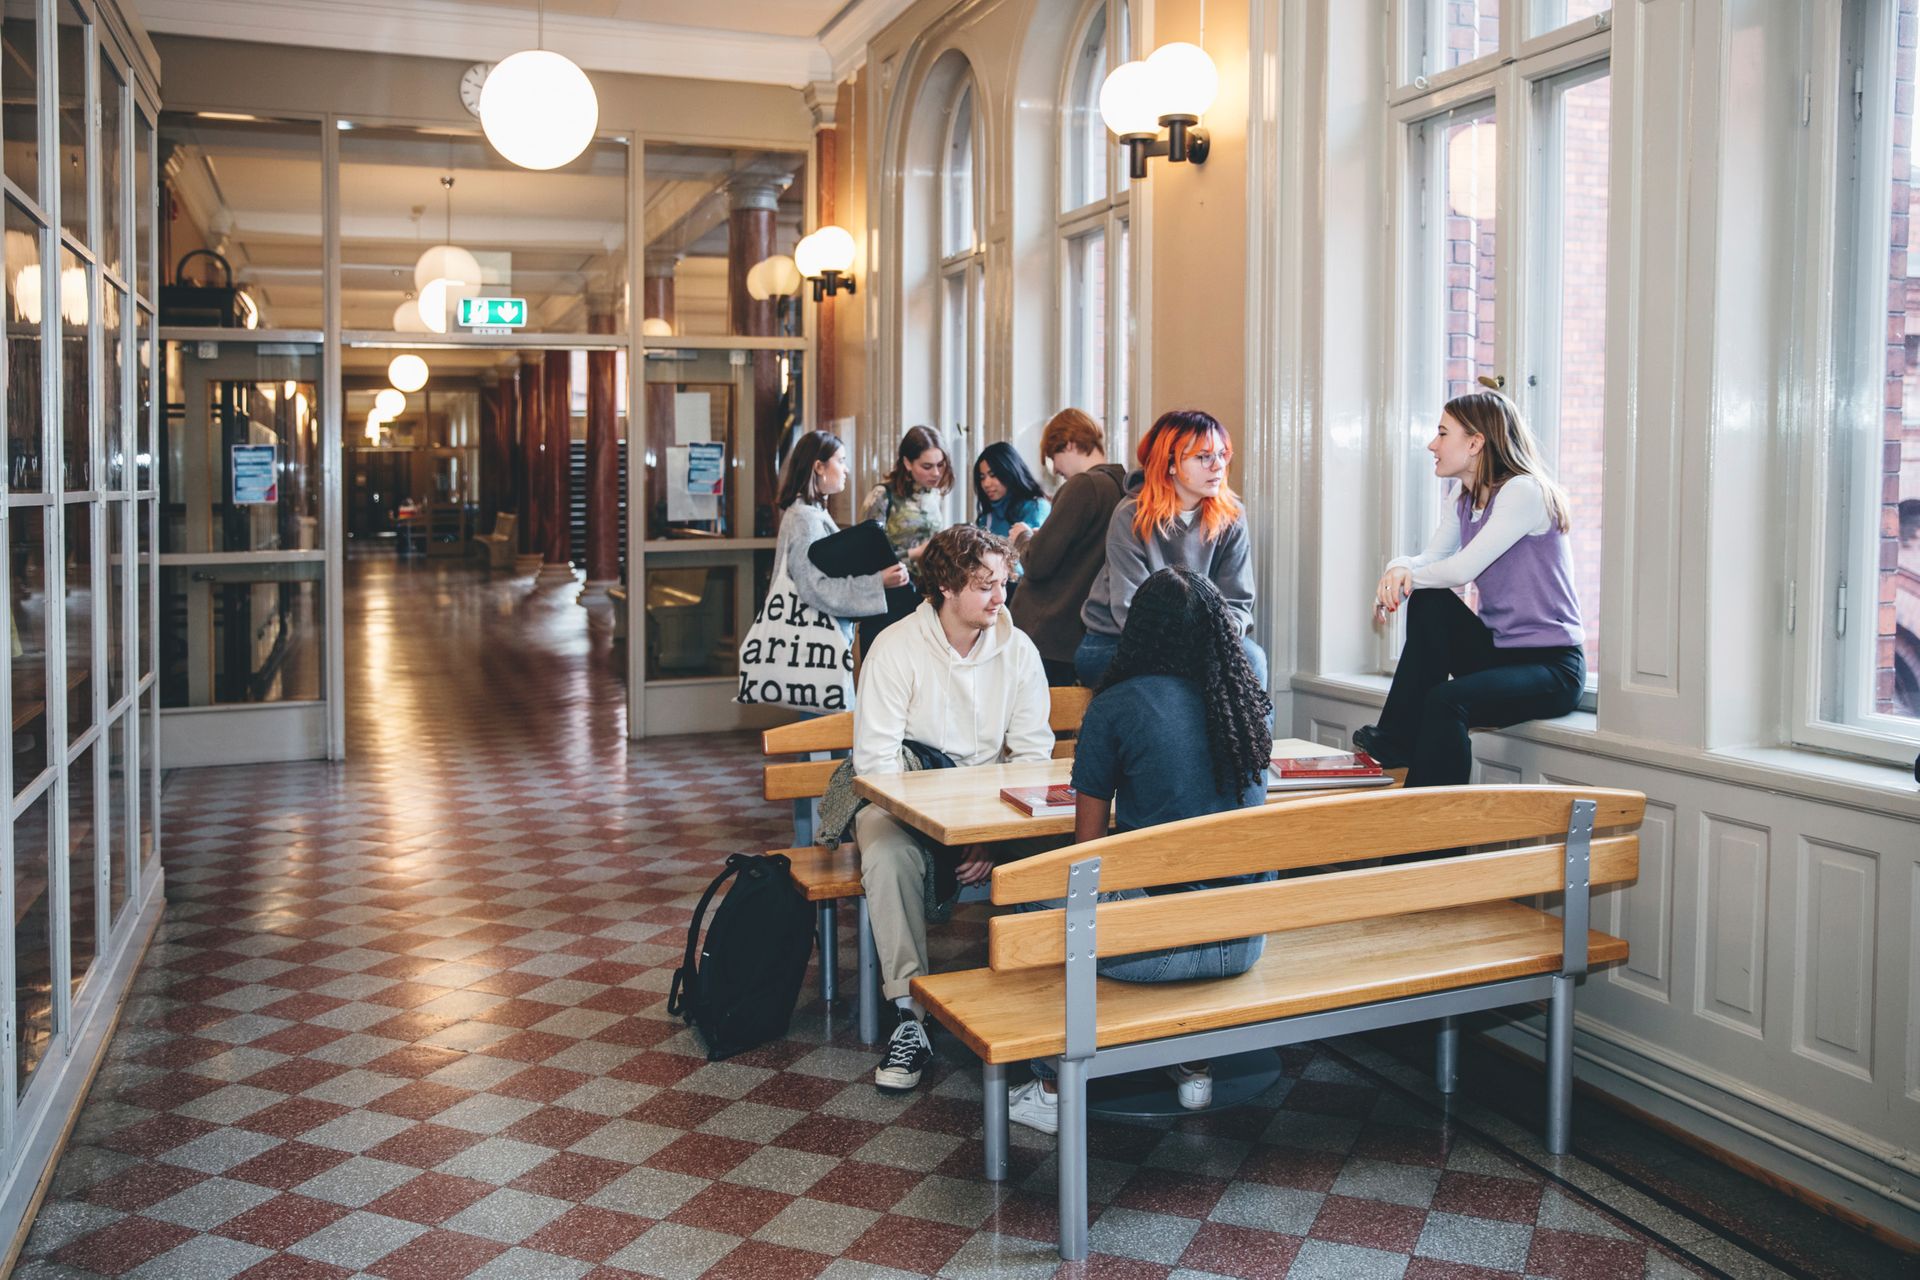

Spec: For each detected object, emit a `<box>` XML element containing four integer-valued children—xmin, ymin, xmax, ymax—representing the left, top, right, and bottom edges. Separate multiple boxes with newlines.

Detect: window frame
<box><xmin>1055</xmin><ymin>0</ymin><xmax>1134</xmax><ymax>458</ymax></box>
<box><xmin>938</xmin><ymin>77</ymin><xmax>984</xmax><ymax>525</ymax></box>
<box><xmin>1384</xmin><ymin>10</ymin><xmax>1612</xmax><ymax>705</ymax></box>
<box><xmin>1792</xmin><ymin>0</ymin><xmax>1920</xmax><ymax>765</ymax></box>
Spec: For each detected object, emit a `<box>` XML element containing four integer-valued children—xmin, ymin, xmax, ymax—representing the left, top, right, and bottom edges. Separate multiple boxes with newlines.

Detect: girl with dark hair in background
<box><xmin>774</xmin><ymin>431</ymin><xmax>911</xmax><ymax>646</ymax></box>
<box><xmin>858</xmin><ymin>426</ymin><xmax>956</xmax><ymax>651</ymax></box>
<box><xmin>971</xmin><ymin>441</ymin><xmax>1051</xmax><ymax>539</ymax></box>
<box><xmin>1006</xmin><ymin>566</ymin><xmax>1275</xmax><ymax>1134</ymax></box>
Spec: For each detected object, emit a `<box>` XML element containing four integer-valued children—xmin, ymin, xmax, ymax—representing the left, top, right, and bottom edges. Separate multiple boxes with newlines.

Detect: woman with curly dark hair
<box><xmin>1007</xmin><ymin>567</ymin><xmax>1275</xmax><ymax>1134</ymax></box>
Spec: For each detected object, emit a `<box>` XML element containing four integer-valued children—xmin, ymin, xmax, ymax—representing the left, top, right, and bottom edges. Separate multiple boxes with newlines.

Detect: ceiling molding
<box><xmin>820</xmin><ymin>0</ymin><xmax>922</xmax><ymax>81</ymax></box>
<box><xmin>137</xmin><ymin>0</ymin><xmax>832</xmax><ymax>86</ymax></box>
<box><xmin>138</xmin><ymin>0</ymin><xmax>919</xmax><ymax>89</ymax></box>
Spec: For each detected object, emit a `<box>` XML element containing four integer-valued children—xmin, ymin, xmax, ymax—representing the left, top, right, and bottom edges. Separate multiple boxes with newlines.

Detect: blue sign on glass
<box><xmin>686</xmin><ymin>441</ymin><xmax>725</xmax><ymax>496</ymax></box>
<box><xmin>232</xmin><ymin>444</ymin><xmax>278</xmax><ymax>504</ymax></box>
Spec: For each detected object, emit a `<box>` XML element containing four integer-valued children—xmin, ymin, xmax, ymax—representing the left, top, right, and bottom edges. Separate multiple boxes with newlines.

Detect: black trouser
<box><xmin>1040</xmin><ymin>656</ymin><xmax>1078</xmax><ymax>688</ymax></box>
<box><xmin>1377</xmin><ymin>589</ymin><xmax>1584</xmax><ymax>787</ymax></box>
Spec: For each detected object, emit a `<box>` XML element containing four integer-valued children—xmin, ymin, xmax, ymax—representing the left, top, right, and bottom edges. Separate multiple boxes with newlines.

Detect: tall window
<box><xmin>1059</xmin><ymin>0</ymin><xmax>1133</xmax><ymax>454</ymax></box>
<box><xmin>1391</xmin><ymin>4</ymin><xmax>1610</xmax><ymax>685</ymax></box>
<box><xmin>1811</xmin><ymin>0</ymin><xmax>1920</xmax><ymax>758</ymax></box>
<box><xmin>940</xmin><ymin>79</ymin><xmax>983</xmax><ymax>521</ymax></box>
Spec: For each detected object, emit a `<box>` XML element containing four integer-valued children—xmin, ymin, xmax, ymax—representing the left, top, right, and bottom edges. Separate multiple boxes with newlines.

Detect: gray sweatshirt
<box><xmin>778</xmin><ymin>502</ymin><xmax>890</xmax><ymax>638</ymax></box>
<box><xmin>1079</xmin><ymin>471</ymin><xmax>1257</xmax><ymax>638</ymax></box>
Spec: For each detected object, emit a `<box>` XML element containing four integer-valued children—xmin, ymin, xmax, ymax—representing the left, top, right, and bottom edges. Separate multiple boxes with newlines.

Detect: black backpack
<box><xmin>667</xmin><ymin>853</ymin><xmax>816</xmax><ymax>1061</ymax></box>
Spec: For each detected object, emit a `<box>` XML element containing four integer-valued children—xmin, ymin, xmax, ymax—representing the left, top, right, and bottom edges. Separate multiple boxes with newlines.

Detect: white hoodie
<box><xmin>853</xmin><ymin>600</ymin><xmax>1055</xmax><ymax>777</ymax></box>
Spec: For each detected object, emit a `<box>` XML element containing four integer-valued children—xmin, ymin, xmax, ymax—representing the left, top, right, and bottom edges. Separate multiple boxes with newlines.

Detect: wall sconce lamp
<box><xmin>793</xmin><ymin>226</ymin><xmax>858</xmax><ymax>301</ymax></box>
<box><xmin>1100</xmin><ymin>42</ymin><xmax>1219</xmax><ymax>180</ymax></box>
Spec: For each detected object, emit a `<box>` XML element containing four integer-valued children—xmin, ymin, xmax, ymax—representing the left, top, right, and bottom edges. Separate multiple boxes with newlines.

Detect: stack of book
<box><xmin>1266</xmin><ymin>750</ymin><xmax>1394</xmax><ymax>791</ymax></box>
<box><xmin>999</xmin><ymin>784</ymin><xmax>1078</xmax><ymax>816</ymax></box>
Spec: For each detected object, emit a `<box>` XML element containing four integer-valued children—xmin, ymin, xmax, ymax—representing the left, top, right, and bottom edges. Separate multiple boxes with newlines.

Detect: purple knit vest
<box><xmin>1457</xmin><ymin>483</ymin><xmax>1585</xmax><ymax>649</ymax></box>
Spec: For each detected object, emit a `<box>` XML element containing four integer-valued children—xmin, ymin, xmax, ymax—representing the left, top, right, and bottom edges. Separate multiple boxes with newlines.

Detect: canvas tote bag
<box><xmin>735</xmin><ymin>548</ymin><xmax>857</xmax><ymax>712</ymax></box>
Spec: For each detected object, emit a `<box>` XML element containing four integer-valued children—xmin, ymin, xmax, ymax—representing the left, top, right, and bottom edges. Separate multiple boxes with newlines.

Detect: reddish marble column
<box><xmin>516</xmin><ymin>357</ymin><xmax>544</xmax><ymax>568</ymax></box>
<box><xmin>478</xmin><ymin>375</ymin><xmax>502</xmax><ymax>536</ymax></box>
<box><xmin>728</xmin><ymin>178</ymin><xmax>781</xmax><ymax>537</ymax></box>
<box><xmin>496</xmin><ymin>363</ymin><xmax>519</xmax><ymax>535</ymax></box>
<box><xmin>814</xmin><ymin>116</ymin><xmax>838</xmax><ymax>423</ymax></box>
<box><xmin>580</xmin><ymin>308</ymin><xmax>620</xmax><ymax>602</ymax></box>
<box><xmin>540</xmin><ymin>348</ymin><xmax>573</xmax><ymax>580</ymax></box>
<box><xmin>643</xmin><ymin>250</ymin><xmax>677</xmax><ymax>333</ymax></box>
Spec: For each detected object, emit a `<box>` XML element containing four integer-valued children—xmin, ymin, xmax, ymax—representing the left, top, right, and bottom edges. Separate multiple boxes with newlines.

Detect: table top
<box><xmin>850</xmin><ymin>738</ymin><xmax>1392</xmax><ymax>846</ymax></box>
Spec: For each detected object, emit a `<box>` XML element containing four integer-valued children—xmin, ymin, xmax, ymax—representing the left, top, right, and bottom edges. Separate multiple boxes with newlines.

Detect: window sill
<box><xmin>1290</xmin><ymin>672</ymin><xmax>1920</xmax><ymax>821</ymax></box>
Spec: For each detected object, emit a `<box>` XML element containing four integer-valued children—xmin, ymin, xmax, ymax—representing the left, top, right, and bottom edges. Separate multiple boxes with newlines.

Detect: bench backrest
<box><xmin>761</xmin><ymin>685</ymin><xmax>1093</xmax><ymax>803</ymax></box>
<box><xmin>986</xmin><ymin>785</ymin><xmax>1643</xmax><ymax>972</ymax></box>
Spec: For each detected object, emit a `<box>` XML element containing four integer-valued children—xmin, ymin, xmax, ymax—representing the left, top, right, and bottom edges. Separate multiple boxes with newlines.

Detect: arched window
<box><xmin>939</xmin><ymin>78</ymin><xmax>985</xmax><ymax>517</ymax></box>
<box><xmin>1058</xmin><ymin>0</ymin><xmax>1133</xmax><ymax>453</ymax></box>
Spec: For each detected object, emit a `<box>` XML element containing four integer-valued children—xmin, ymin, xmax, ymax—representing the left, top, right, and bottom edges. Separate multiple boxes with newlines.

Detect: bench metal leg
<box><xmin>856</xmin><ymin>897</ymin><xmax>880</xmax><ymax>1045</ymax></box>
<box><xmin>817</xmin><ymin>903</ymin><xmax>837</xmax><ymax>1005</ymax></box>
<box><xmin>981</xmin><ymin>1061</ymin><xmax>1007</xmax><ymax>1182</ymax></box>
<box><xmin>1545</xmin><ymin>974</ymin><xmax>1574</xmax><ymax>1154</ymax></box>
<box><xmin>1056</xmin><ymin>1056</ymin><xmax>1091</xmax><ymax>1261</ymax></box>
<box><xmin>1435</xmin><ymin>1016</ymin><xmax>1459</xmax><ymax>1094</ymax></box>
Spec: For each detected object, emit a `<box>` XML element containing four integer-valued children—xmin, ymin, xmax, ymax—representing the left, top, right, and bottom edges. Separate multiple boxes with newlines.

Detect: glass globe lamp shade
<box><xmin>744</xmin><ymin>258</ymin><xmax>772</xmax><ymax>302</ymax></box>
<box><xmin>413</xmin><ymin>244</ymin><xmax>482</xmax><ymax>293</ymax></box>
<box><xmin>763</xmin><ymin>254</ymin><xmax>803</xmax><ymax>297</ymax></box>
<box><xmin>415</xmin><ymin>277</ymin><xmax>475</xmax><ymax>334</ymax></box>
<box><xmin>375</xmin><ymin>388</ymin><xmax>406</xmax><ymax>418</ymax></box>
<box><xmin>393</xmin><ymin>298</ymin><xmax>430</xmax><ymax>333</ymax></box>
<box><xmin>479</xmin><ymin>49</ymin><xmax>600</xmax><ymax>171</ymax></box>
<box><xmin>793</xmin><ymin>226</ymin><xmax>856</xmax><ymax>279</ymax></box>
<box><xmin>1445</xmin><ymin>120</ymin><xmax>1498</xmax><ymax>222</ymax></box>
<box><xmin>1145</xmin><ymin>42</ymin><xmax>1218</xmax><ymax>122</ymax></box>
<box><xmin>59</xmin><ymin>265</ymin><xmax>87</xmax><ymax>326</ymax></box>
<box><xmin>1099</xmin><ymin>60</ymin><xmax>1160</xmax><ymax>139</ymax></box>
<box><xmin>388</xmin><ymin>354</ymin><xmax>429</xmax><ymax>393</ymax></box>
<box><xmin>13</xmin><ymin>262</ymin><xmax>40</xmax><ymax>325</ymax></box>
<box><xmin>640</xmin><ymin>317</ymin><xmax>674</xmax><ymax>337</ymax></box>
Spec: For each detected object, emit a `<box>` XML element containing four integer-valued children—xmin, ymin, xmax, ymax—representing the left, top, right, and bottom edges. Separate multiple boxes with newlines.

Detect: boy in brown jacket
<box><xmin>1010</xmin><ymin>410</ymin><xmax>1128</xmax><ymax>685</ymax></box>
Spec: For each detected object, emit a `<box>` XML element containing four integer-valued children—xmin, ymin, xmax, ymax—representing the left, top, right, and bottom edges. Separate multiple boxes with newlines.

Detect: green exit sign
<box><xmin>459</xmin><ymin>297</ymin><xmax>527</xmax><ymax>328</ymax></box>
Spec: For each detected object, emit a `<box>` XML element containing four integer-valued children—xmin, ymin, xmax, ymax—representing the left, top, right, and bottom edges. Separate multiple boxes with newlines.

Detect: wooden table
<box><xmin>851</xmin><ymin>738</ymin><xmax>1400</xmax><ymax>846</ymax></box>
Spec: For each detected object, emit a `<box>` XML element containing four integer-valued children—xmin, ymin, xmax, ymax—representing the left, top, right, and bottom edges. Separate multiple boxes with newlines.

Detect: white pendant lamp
<box><xmin>414</xmin><ymin>244</ymin><xmax>482</xmax><ymax>294</ymax></box>
<box><xmin>1445</xmin><ymin>119</ymin><xmax>1498</xmax><ymax>222</ymax></box>
<box><xmin>479</xmin><ymin>4</ymin><xmax>598</xmax><ymax>172</ymax></box>
<box><xmin>375</xmin><ymin>388</ymin><xmax>406</xmax><ymax>418</ymax></box>
<box><xmin>388</xmin><ymin>353</ymin><xmax>429</xmax><ymax>393</ymax></box>
<box><xmin>417</xmin><ymin>277</ymin><xmax>467</xmax><ymax>334</ymax></box>
<box><xmin>393</xmin><ymin>297</ymin><xmax>430</xmax><ymax>333</ymax></box>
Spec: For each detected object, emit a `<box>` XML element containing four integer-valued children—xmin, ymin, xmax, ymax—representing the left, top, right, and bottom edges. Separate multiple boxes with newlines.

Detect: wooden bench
<box><xmin>476</xmin><ymin>513</ymin><xmax>517</xmax><ymax>570</ymax></box>
<box><xmin>913</xmin><ymin>784</ymin><xmax>1643</xmax><ymax>1260</ymax></box>
<box><xmin>761</xmin><ymin>686</ymin><xmax>1092</xmax><ymax>1042</ymax></box>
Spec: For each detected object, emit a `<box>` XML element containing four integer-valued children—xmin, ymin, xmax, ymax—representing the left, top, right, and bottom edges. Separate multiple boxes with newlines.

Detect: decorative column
<box><xmin>515</xmin><ymin>356</ymin><xmax>545</xmax><ymax>572</ymax></box>
<box><xmin>728</xmin><ymin>177</ymin><xmax>783</xmax><ymax>537</ymax></box>
<box><xmin>807</xmin><ymin>82</ymin><xmax>839</xmax><ymax>423</ymax></box>
<box><xmin>643</xmin><ymin>249</ymin><xmax>679</xmax><ymax>333</ymax></box>
<box><xmin>540</xmin><ymin>348</ymin><xmax>574</xmax><ymax>581</ymax></box>
<box><xmin>495</xmin><ymin>359</ymin><xmax>519</xmax><ymax>537</ymax></box>
<box><xmin>579</xmin><ymin>298</ymin><xmax>621</xmax><ymax>604</ymax></box>
<box><xmin>478</xmin><ymin>371</ymin><xmax>501</xmax><ymax>537</ymax></box>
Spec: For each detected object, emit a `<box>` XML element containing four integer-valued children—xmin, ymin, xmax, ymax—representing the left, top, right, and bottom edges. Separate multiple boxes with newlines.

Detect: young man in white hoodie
<box><xmin>853</xmin><ymin>524</ymin><xmax>1054</xmax><ymax>1092</ymax></box>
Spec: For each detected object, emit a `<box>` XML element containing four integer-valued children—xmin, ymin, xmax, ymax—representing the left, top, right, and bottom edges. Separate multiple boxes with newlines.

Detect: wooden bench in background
<box><xmin>760</xmin><ymin>686</ymin><xmax>1092</xmax><ymax>1042</ymax></box>
<box><xmin>914</xmin><ymin>784</ymin><xmax>1644</xmax><ymax>1260</ymax></box>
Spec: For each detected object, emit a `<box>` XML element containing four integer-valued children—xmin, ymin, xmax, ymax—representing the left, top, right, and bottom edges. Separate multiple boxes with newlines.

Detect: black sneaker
<box><xmin>1352</xmin><ymin>724</ymin><xmax>1410</xmax><ymax>770</ymax></box>
<box><xmin>874</xmin><ymin>1008</ymin><xmax>933</xmax><ymax>1093</ymax></box>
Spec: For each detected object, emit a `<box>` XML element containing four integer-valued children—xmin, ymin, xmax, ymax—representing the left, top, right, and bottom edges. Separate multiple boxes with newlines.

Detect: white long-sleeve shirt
<box><xmin>1388</xmin><ymin>475</ymin><xmax>1554</xmax><ymax>589</ymax></box>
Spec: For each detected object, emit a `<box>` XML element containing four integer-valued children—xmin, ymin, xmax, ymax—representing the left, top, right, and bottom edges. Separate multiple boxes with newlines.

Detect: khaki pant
<box><xmin>854</xmin><ymin>806</ymin><xmax>931</xmax><ymax>1001</ymax></box>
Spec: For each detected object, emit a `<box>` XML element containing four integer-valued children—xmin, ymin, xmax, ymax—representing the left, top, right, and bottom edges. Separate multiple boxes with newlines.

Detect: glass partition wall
<box><xmin>154</xmin><ymin>106</ymin><xmax>815</xmax><ymax>748</ymax></box>
<box><xmin>0</xmin><ymin>0</ymin><xmax>161</xmax><ymax>1244</ymax></box>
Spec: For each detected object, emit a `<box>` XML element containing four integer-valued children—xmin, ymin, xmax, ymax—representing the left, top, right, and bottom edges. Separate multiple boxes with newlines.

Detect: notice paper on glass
<box><xmin>666</xmin><ymin>446</ymin><xmax>719</xmax><ymax>522</ymax></box>
<box><xmin>231</xmin><ymin>444</ymin><xmax>278</xmax><ymax>504</ymax></box>
<box><xmin>685</xmin><ymin>441</ymin><xmax>724</xmax><ymax>496</ymax></box>
<box><xmin>673</xmin><ymin>392</ymin><xmax>712</xmax><ymax>444</ymax></box>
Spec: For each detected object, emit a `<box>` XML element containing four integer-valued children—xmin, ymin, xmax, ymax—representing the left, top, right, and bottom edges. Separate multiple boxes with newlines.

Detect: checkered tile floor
<box><xmin>11</xmin><ymin>558</ymin><xmax>1843</xmax><ymax>1278</ymax></box>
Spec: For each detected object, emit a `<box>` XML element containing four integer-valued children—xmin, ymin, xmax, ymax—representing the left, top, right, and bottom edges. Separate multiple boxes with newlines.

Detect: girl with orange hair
<box><xmin>1075</xmin><ymin>410</ymin><xmax>1265</xmax><ymax>687</ymax></box>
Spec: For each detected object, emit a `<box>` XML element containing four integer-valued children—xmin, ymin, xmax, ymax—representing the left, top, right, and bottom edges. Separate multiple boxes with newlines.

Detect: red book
<box><xmin>1267</xmin><ymin>751</ymin><xmax>1394</xmax><ymax>791</ymax></box>
<box><xmin>1000</xmin><ymin>784</ymin><xmax>1078</xmax><ymax>817</ymax></box>
<box><xmin>1270</xmin><ymin>751</ymin><xmax>1384</xmax><ymax>778</ymax></box>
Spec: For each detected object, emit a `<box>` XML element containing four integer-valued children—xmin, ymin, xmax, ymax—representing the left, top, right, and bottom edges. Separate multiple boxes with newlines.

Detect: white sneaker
<box><xmin>1167</xmin><ymin>1062</ymin><xmax>1212</xmax><ymax>1110</ymax></box>
<box><xmin>1007</xmin><ymin>1078</ymin><xmax>1059</xmax><ymax>1135</ymax></box>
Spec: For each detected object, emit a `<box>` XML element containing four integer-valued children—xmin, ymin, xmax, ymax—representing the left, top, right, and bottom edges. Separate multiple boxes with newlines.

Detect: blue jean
<box><xmin>1024</xmin><ymin>884</ymin><xmax>1268</xmax><ymax>1082</ymax></box>
<box><xmin>1074</xmin><ymin>631</ymin><xmax>1270</xmax><ymax>690</ymax></box>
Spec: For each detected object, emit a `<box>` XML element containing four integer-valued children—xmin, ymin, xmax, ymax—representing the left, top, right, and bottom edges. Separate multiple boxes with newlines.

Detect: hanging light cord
<box><xmin>441</xmin><ymin>174</ymin><xmax>455</xmax><ymax>245</ymax></box>
<box><xmin>537</xmin><ymin>0</ymin><xmax>546</xmax><ymax>51</ymax></box>
<box><xmin>1198</xmin><ymin>0</ymin><xmax>1206</xmax><ymax>51</ymax></box>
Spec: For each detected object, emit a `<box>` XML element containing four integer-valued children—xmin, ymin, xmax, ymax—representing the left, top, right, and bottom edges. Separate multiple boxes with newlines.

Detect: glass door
<box><xmin>156</xmin><ymin>337</ymin><xmax>327</xmax><ymax>764</ymax></box>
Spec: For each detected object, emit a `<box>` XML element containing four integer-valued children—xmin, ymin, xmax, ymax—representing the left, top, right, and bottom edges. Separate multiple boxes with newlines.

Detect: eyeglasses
<box><xmin>1189</xmin><ymin>450</ymin><xmax>1229</xmax><ymax>469</ymax></box>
